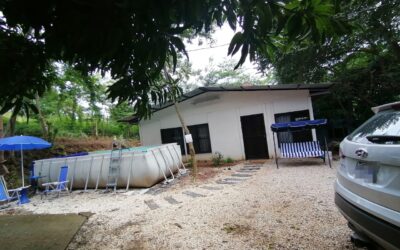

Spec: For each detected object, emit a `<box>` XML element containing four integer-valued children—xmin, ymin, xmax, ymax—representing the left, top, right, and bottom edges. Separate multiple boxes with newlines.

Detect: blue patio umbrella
<box><xmin>0</xmin><ymin>135</ymin><xmax>51</xmax><ymax>187</ymax></box>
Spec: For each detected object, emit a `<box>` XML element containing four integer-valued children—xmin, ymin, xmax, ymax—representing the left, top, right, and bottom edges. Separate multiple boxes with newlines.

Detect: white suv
<box><xmin>335</xmin><ymin>102</ymin><xmax>400</xmax><ymax>250</ymax></box>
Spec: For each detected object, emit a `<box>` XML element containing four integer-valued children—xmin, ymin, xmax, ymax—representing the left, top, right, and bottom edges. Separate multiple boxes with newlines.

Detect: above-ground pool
<box><xmin>33</xmin><ymin>143</ymin><xmax>183</xmax><ymax>190</ymax></box>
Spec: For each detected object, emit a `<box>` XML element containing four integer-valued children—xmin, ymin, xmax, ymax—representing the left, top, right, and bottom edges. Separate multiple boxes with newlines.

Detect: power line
<box><xmin>187</xmin><ymin>43</ymin><xmax>230</xmax><ymax>52</ymax></box>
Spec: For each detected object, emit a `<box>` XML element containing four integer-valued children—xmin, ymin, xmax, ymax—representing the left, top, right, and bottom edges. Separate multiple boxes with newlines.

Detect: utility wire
<box><xmin>187</xmin><ymin>43</ymin><xmax>230</xmax><ymax>52</ymax></box>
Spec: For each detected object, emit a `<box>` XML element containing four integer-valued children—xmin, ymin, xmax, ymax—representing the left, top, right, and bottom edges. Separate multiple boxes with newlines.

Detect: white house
<box><xmin>129</xmin><ymin>84</ymin><xmax>330</xmax><ymax>160</ymax></box>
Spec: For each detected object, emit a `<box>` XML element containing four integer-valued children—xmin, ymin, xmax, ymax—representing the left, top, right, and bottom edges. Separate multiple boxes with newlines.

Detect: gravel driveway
<box><xmin>19</xmin><ymin>159</ymin><xmax>361</xmax><ymax>249</ymax></box>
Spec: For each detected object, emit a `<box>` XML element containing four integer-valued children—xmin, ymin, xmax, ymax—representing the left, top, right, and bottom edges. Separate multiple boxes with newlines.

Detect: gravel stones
<box><xmin>16</xmin><ymin>160</ymin><xmax>359</xmax><ymax>250</ymax></box>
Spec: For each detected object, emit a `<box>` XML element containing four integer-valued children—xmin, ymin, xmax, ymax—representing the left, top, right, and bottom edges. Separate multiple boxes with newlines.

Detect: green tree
<box><xmin>257</xmin><ymin>0</ymin><xmax>400</xmax><ymax>132</ymax></box>
<box><xmin>0</xmin><ymin>0</ymin><xmax>348</xmax><ymax>118</ymax></box>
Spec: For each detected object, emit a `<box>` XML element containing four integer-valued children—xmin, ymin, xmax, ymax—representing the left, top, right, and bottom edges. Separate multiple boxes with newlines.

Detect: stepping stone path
<box><xmin>216</xmin><ymin>164</ymin><xmax>262</xmax><ymax>185</ymax></box>
<box><xmin>182</xmin><ymin>191</ymin><xmax>206</xmax><ymax>198</ymax></box>
<box><xmin>144</xmin><ymin>164</ymin><xmax>264</xmax><ymax>210</ymax></box>
<box><xmin>164</xmin><ymin>196</ymin><xmax>181</xmax><ymax>205</ymax></box>
<box><xmin>200</xmin><ymin>186</ymin><xmax>223</xmax><ymax>191</ymax></box>
<box><xmin>144</xmin><ymin>199</ymin><xmax>160</xmax><ymax>210</ymax></box>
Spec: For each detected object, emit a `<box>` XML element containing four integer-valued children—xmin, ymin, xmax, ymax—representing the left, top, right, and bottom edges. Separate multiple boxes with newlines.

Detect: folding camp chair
<box><xmin>0</xmin><ymin>175</ymin><xmax>22</xmax><ymax>204</ymax></box>
<box><xmin>41</xmin><ymin>165</ymin><xmax>69</xmax><ymax>199</ymax></box>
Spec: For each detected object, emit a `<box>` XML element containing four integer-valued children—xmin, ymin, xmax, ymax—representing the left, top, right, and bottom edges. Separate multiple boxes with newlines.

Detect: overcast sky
<box><xmin>185</xmin><ymin>23</ymin><xmax>260</xmax><ymax>75</ymax></box>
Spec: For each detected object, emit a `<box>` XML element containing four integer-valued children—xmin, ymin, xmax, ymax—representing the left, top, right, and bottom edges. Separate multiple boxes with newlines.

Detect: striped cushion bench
<box><xmin>280</xmin><ymin>141</ymin><xmax>324</xmax><ymax>158</ymax></box>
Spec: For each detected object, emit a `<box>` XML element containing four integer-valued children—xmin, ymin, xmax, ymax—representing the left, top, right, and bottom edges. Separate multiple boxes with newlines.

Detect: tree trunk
<box><xmin>0</xmin><ymin>115</ymin><xmax>9</xmax><ymax>174</ymax></box>
<box><xmin>174</xmin><ymin>102</ymin><xmax>197</xmax><ymax>178</ymax></box>
<box><xmin>5</xmin><ymin>112</ymin><xmax>17</xmax><ymax>136</ymax></box>
<box><xmin>35</xmin><ymin>92</ymin><xmax>49</xmax><ymax>139</ymax></box>
<box><xmin>6</xmin><ymin>112</ymin><xmax>17</xmax><ymax>160</ymax></box>
<box><xmin>94</xmin><ymin>119</ymin><xmax>99</xmax><ymax>139</ymax></box>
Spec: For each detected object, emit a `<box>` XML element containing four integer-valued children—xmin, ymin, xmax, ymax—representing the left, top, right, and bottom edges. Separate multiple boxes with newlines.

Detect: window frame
<box><xmin>160</xmin><ymin>127</ymin><xmax>185</xmax><ymax>154</ymax></box>
<box><xmin>274</xmin><ymin>110</ymin><xmax>313</xmax><ymax>144</ymax></box>
<box><xmin>160</xmin><ymin>123</ymin><xmax>212</xmax><ymax>154</ymax></box>
<box><xmin>188</xmin><ymin>123</ymin><xmax>212</xmax><ymax>154</ymax></box>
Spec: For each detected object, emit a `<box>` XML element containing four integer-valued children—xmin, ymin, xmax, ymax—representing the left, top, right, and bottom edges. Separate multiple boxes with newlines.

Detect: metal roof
<box><xmin>152</xmin><ymin>83</ymin><xmax>332</xmax><ymax>111</ymax></box>
<box><xmin>120</xmin><ymin>83</ymin><xmax>332</xmax><ymax>123</ymax></box>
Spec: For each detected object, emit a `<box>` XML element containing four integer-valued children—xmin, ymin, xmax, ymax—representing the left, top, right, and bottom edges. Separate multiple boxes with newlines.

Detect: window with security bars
<box><xmin>160</xmin><ymin>127</ymin><xmax>185</xmax><ymax>154</ymax></box>
<box><xmin>274</xmin><ymin>110</ymin><xmax>313</xmax><ymax>144</ymax></box>
<box><xmin>188</xmin><ymin>124</ymin><xmax>212</xmax><ymax>153</ymax></box>
<box><xmin>160</xmin><ymin>123</ymin><xmax>212</xmax><ymax>154</ymax></box>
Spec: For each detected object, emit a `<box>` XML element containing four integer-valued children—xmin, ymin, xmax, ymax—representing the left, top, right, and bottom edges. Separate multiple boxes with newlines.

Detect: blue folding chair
<box><xmin>0</xmin><ymin>175</ymin><xmax>22</xmax><ymax>205</ymax></box>
<box><xmin>41</xmin><ymin>166</ymin><xmax>69</xmax><ymax>199</ymax></box>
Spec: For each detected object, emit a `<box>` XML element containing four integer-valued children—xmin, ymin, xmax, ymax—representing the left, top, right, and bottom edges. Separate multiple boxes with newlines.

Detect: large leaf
<box><xmin>228</xmin><ymin>31</ymin><xmax>244</xmax><ymax>56</ymax></box>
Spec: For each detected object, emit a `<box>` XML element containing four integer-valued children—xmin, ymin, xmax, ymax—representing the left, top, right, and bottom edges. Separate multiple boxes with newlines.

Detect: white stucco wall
<box><xmin>139</xmin><ymin>90</ymin><xmax>314</xmax><ymax>160</ymax></box>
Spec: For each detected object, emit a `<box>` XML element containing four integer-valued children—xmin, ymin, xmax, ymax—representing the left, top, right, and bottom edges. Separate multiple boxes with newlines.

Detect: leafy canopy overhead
<box><xmin>260</xmin><ymin>0</ymin><xmax>400</xmax><ymax>130</ymax></box>
<box><xmin>0</xmin><ymin>0</ymin><xmax>347</xmax><ymax>118</ymax></box>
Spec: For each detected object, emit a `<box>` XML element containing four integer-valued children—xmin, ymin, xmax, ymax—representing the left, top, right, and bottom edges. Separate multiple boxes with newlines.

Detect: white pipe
<box><xmin>95</xmin><ymin>155</ymin><xmax>104</xmax><ymax>191</ymax></box>
<box><xmin>167</xmin><ymin>145</ymin><xmax>180</xmax><ymax>171</ymax></box>
<box><xmin>172</xmin><ymin>145</ymin><xmax>186</xmax><ymax>170</ymax></box>
<box><xmin>159</xmin><ymin>148</ymin><xmax>174</xmax><ymax>180</ymax></box>
<box><xmin>151</xmin><ymin>149</ymin><xmax>169</xmax><ymax>184</ymax></box>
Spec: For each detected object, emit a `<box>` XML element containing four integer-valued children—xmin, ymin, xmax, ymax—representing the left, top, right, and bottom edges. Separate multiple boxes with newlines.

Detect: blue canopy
<box><xmin>271</xmin><ymin>119</ymin><xmax>327</xmax><ymax>132</ymax></box>
<box><xmin>0</xmin><ymin>135</ymin><xmax>51</xmax><ymax>151</ymax></box>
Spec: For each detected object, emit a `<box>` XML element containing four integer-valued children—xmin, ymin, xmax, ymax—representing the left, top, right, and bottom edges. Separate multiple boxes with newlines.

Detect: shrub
<box><xmin>211</xmin><ymin>151</ymin><xmax>224</xmax><ymax>167</ymax></box>
<box><xmin>225</xmin><ymin>157</ymin><xmax>234</xmax><ymax>163</ymax></box>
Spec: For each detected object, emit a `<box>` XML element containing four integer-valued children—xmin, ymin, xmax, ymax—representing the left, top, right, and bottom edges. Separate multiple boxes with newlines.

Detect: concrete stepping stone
<box><xmin>182</xmin><ymin>191</ymin><xmax>206</xmax><ymax>198</ymax></box>
<box><xmin>243</xmin><ymin>164</ymin><xmax>258</xmax><ymax>168</ymax></box>
<box><xmin>241</xmin><ymin>167</ymin><xmax>260</xmax><ymax>171</ymax></box>
<box><xmin>231</xmin><ymin>173</ymin><xmax>252</xmax><ymax>177</ymax></box>
<box><xmin>164</xmin><ymin>196</ymin><xmax>181</xmax><ymax>205</ymax></box>
<box><xmin>145</xmin><ymin>187</ymin><xmax>168</xmax><ymax>196</ymax></box>
<box><xmin>224</xmin><ymin>178</ymin><xmax>245</xmax><ymax>182</ymax></box>
<box><xmin>236</xmin><ymin>170</ymin><xmax>257</xmax><ymax>173</ymax></box>
<box><xmin>200</xmin><ymin>186</ymin><xmax>223</xmax><ymax>191</ymax></box>
<box><xmin>144</xmin><ymin>199</ymin><xmax>160</xmax><ymax>210</ymax></box>
<box><xmin>216</xmin><ymin>180</ymin><xmax>237</xmax><ymax>185</ymax></box>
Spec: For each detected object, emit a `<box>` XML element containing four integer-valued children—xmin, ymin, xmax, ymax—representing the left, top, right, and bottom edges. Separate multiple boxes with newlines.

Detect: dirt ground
<box><xmin>4</xmin><ymin>159</ymin><xmax>363</xmax><ymax>250</ymax></box>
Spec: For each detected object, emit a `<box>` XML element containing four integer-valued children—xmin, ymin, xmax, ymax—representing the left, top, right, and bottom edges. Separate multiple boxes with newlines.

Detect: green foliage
<box><xmin>225</xmin><ymin>157</ymin><xmax>234</xmax><ymax>164</ymax></box>
<box><xmin>211</xmin><ymin>151</ymin><xmax>224</xmax><ymax>167</ymax></box>
<box><xmin>0</xmin><ymin>29</ymin><xmax>54</xmax><ymax>116</ymax></box>
<box><xmin>4</xmin><ymin>64</ymin><xmax>139</xmax><ymax>140</ymax></box>
<box><xmin>13</xmin><ymin>117</ymin><xmax>139</xmax><ymax>139</ymax></box>
<box><xmin>259</xmin><ymin>0</ymin><xmax>400</xmax><ymax>134</ymax></box>
<box><xmin>0</xmin><ymin>0</ymin><xmax>347</xmax><ymax>118</ymax></box>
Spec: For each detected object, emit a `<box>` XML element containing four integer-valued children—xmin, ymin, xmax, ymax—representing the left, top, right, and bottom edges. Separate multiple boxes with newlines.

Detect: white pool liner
<box><xmin>33</xmin><ymin>143</ymin><xmax>183</xmax><ymax>190</ymax></box>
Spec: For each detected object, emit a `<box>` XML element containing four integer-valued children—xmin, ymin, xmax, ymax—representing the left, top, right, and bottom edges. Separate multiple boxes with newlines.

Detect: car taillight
<box><xmin>339</xmin><ymin>148</ymin><xmax>345</xmax><ymax>159</ymax></box>
<box><xmin>391</xmin><ymin>103</ymin><xmax>400</xmax><ymax>110</ymax></box>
